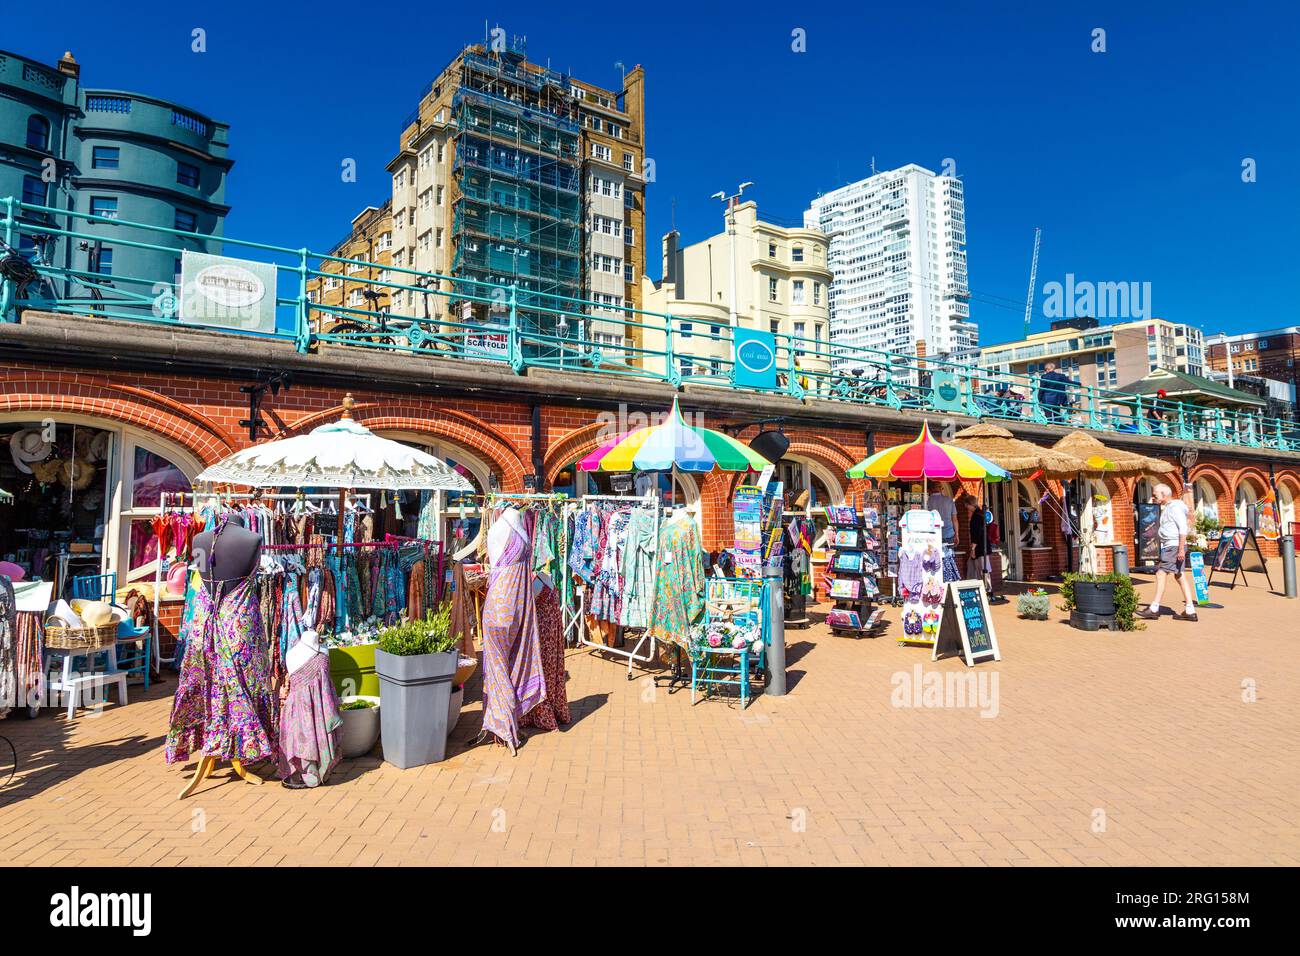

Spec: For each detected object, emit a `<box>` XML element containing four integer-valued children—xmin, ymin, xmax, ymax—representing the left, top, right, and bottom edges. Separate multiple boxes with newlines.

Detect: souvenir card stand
<box><xmin>895</xmin><ymin>508</ymin><xmax>946</xmax><ymax>647</ymax></box>
<box><xmin>824</xmin><ymin>503</ymin><xmax>886</xmax><ymax>638</ymax></box>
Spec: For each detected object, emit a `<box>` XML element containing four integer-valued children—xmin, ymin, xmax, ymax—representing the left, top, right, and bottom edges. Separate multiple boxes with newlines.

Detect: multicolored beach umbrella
<box><xmin>847</xmin><ymin>422</ymin><xmax>1010</xmax><ymax>481</ymax></box>
<box><xmin>579</xmin><ymin>398</ymin><xmax>770</xmax><ymax>473</ymax></box>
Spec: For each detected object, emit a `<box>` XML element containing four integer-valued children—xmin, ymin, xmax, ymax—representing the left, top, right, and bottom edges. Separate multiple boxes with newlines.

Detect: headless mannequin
<box><xmin>282</xmin><ymin>629</ymin><xmax>329</xmax><ymax>789</ymax></box>
<box><xmin>285</xmin><ymin>628</ymin><xmax>323</xmax><ymax>675</ymax></box>
<box><xmin>178</xmin><ymin>512</ymin><xmax>268</xmax><ymax>799</ymax></box>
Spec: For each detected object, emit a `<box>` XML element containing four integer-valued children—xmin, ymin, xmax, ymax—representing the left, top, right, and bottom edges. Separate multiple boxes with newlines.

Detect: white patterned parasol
<box><xmin>195</xmin><ymin>394</ymin><xmax>473</xmax><ymax>493</ymax></box>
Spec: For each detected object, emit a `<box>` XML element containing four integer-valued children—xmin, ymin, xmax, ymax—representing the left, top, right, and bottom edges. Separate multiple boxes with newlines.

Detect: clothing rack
<box><xmin>151</xmin><ymin>491</ymin><xmax>373</xmax><ymax>669</ymax></box>
<box><xmin>575</xmin><ymin>492</ymin><xmax>661</xmax><ymax>679</ymax></box>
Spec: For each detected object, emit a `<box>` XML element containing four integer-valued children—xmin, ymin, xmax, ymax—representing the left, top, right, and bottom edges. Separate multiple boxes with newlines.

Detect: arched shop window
<box><xmin>1278</xmin><ymin>484</ymin><xmax>1296</xmax><ymax>536</ymax></box>
<box><xmin>1235</xmin><ymin>481</ymin><xmax>1261</xmax><ymax>530</ymax></box>
<box><xmin>561</xmin><ymin>462</ymin><xmax>701</xmax><ymax>527</ymax></box>
<box><xmin>1016</xmin><ymin>480</ymin><xmax>1044</xmax><ymax>548</ymax></box>
<box><xmin>371</xmin><ymin>432</ymin><xmax>489</xmax><ymax>554</ymax></box>
<box><xmin>775</xmin><ymin>457</ymin><xmax>841</xmax><ymax>513</ymax></box>
<box><xmin>1193</xmin><ymin>478</ymin><xmax>1220</xmax><ymax>523</ymax></box>
<box><xmin>0</xmin><ymin>417</ymin><xmax>199</xmax><ymax>593</ymax></box>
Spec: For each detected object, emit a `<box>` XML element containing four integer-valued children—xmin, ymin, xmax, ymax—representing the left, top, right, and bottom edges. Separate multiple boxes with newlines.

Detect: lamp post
<box><xmin>711</xmin><ymin>182</ymin><xmax>753</xmax><ymax>330</ymax></box>
<box><xmin>556</xmin><ymin>314</ymin><xmax>569</xmax><ymax>370</ymax></box>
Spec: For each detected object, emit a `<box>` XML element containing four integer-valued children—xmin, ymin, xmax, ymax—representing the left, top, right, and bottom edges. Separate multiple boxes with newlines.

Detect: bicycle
<box><xmin>0</xmin><ymin>235</ymin><xmax>58</xmax><ymax>306</ymax></box>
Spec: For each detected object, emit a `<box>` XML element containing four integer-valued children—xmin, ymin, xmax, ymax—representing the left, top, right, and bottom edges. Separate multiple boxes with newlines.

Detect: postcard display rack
<box><xmin>824</xmin><ymin>503</ymin><xmax>886</xmax><ymax>638</ymax></box>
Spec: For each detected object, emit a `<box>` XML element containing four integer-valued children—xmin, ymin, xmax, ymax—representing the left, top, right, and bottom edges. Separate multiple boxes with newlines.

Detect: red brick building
<box><xmin>4</xmin><ymin>312</ymin><xmax>1299</xmax><ymax>642</ymax></box>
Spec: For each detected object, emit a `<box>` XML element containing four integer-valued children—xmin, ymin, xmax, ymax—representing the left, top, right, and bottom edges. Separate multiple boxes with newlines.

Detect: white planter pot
<box><xmin>338</xmin><ymin>695</ymin><xmax>381</xmax><ymax>758</ymax></box>
<box><xmin>448</xmin><ymin>687</ymin><xmax>464</xmax><ymax>734</ymax></box>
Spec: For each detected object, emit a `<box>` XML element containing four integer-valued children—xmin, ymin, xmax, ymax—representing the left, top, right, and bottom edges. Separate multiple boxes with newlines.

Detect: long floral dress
<box><xmin>480</xmin><ymin>509</ymin><xmax>546</xmax><ymax>751</ymax></box>
<box><xmin>648</xmin><ymin>513</ymin><xmax>706</xmax><ymax>653</ymax></box>
<box><xmin>165</xmin><ymin>530</ymin><xmax>279</xmax><ymax>765</ymax></box>
<box><xmin>522</xmin><ymin>584</ymin><xmax>570</xmax><ymax>731</ymax></box>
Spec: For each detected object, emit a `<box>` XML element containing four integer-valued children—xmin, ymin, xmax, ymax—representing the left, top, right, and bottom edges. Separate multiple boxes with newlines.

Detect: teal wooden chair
<box><xmin>68</xmin><ymin>571</ymin><xmax>149</xmax><ymax>691</ymax></box>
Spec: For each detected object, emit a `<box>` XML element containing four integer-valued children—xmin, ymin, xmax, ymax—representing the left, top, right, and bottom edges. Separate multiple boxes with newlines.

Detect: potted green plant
<box><xmin>338</xmin><ymin>696</ymin><xmax>381</xmax><ymax>757</ymax></box>
<box><xmin>1061</xmin><ymin>572</ymin><xmax>1142</xmax><ymax>631</ymax></box>
<box><xmin>1016</xmin><ymin>588</ymin><xmax>1051</xmax><ymax>620</ymax></box>
<box><xmin>374</xmin><ymin>604</ymin><xmax>459</xmax><ymax>769</ymax></box>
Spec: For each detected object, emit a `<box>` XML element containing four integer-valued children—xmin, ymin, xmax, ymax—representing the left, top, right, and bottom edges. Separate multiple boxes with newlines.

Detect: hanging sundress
<box><xmin>521</xmin><ymin>583</ymin><xmax>570</xmax><ymax>731</ymax></box>
<box><xmin>618</xmin><ymin>508</ymin><xmax>658</xmax><ymax>629</ymax></box>
<box><xmin>647</xmin><ymin>513</ymin><xmax>706</xmax><ymax>653</ymax></box>
<box><xmin>479</xmin><ymin>508</ymin><xmax>546</xmax><ymax>751</ymax></box>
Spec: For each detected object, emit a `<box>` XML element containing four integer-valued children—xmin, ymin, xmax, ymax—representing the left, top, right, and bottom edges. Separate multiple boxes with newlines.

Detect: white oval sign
<box><xmin>194</xmin><ymin>263</ymin><xmax>265</xmax><ymax>308</ymax></box>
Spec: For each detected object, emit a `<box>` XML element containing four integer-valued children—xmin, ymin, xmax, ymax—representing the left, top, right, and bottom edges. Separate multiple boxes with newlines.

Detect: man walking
<box><xmin>1137</xmin><ymin>482</ymin><xmax>1198</xmax><ymax>621</ymax></box>
<box><xmin>1038</xmin><ymin>362</ymin><xmax>1072</xmax><ymax>423</ymax></box>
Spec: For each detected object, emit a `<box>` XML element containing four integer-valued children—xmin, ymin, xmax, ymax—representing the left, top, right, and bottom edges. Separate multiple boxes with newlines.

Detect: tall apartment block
<box><xmin>385</xmin><ymin>40</ymin><xmax>645</xmax><ymax>351</ymax></box>
<box><xmin>805</xmin><ymin>164</ymin><xmax>974</xmax><ymax>374</ymax></box>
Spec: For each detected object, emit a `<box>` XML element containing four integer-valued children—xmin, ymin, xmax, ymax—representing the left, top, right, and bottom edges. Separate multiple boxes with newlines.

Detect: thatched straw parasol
<box><xmin>1050</xmin><ymin>430</ymin><xmax>1175</xmax><ymax>476</ymax></box>
<box><xmin>950</xmin><ymin>424</ymin><xmax>1087</xmax><ymax>477</ymax></box>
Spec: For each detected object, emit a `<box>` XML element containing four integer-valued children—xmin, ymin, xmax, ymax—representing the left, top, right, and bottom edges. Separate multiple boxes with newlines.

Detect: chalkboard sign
<box><xmin>932</xmin><ymin>579</ymin><xmax>1001</xmax><ymax>667</ymax></box>
<box><xmin>313</xmin><ymin>511</ymin><xmax>338</xmax><ymax>536</ymax></box>
<box><xmin>1136</xmin><ymin>502</ymin><xmax>1162</xmax><ymax>564</ymax></box>
<box><xmin>1208</xmin><ymin>526</ymin><xmax>1272</xmax><ymax>590</ymax></box>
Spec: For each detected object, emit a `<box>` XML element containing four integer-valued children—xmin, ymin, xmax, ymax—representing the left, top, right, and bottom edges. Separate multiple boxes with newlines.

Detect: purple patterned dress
<box><xmin>277</xmin><ymin>652</ymin><xmax>341</xmax><ymax>786</ymax></box>
<box><xmin>165</xmin><ymin>523</ymin><xmax>279</xmax><ymax>765</ymax></box>
<box><xmin>479</xmin><ymin>510</ymin><xmax>546</xmax><ymax>751</ymax></box>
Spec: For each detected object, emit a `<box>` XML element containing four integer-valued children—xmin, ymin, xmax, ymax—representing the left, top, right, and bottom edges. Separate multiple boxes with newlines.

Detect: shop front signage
<box><xmin>1187</xmin><ymin>551</ymin><xmax>1210</xmax><ymax>604</ymax></box>
<box><xmin>731</xmin><ymin>328</ymin><xmax>777</xmax><ymax>390</ymax></box>
<box><xmin>933</xmin><ymin>579</ymin><xmax>1001</xmax><ymax>667</ymax></box>
<box><xmin>929</xmin><ymin>369</ymin><xmax>965</xmax><ymax>412</ymax></box>
<box><xmin>179</xmin><ymin>251</ymin><xmax>278</xmax><ymax>334</ymax></box>
<box><xmin>1209</xmin><ymin>526</ymin><xmax>1272</xmax><ymax>589</ymax></box>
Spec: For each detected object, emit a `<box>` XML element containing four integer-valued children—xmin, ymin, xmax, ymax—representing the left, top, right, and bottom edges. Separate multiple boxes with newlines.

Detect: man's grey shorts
<box><xmin>1158</xmin><ymin>545</ymin><xmax>1185</xmax><ymax>574</ymax></box>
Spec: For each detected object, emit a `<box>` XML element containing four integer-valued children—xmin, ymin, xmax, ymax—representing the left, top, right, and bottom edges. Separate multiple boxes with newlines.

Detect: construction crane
<box><xmin>1023</xmin><ymin>226</ymin><xmax>1041</xmax><ymax>336</ymax></box>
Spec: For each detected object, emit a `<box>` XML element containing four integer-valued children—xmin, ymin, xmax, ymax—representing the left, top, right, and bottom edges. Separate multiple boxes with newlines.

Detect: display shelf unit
<box><xmin>824</xmin><ymin>505</ymin><xmax>887</xmax><ymax>639</ymax></box>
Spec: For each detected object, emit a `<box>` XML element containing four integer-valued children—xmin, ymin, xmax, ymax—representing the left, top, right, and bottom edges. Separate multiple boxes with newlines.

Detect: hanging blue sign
<box><xmin>732</xmin><ymin>328</ymin><xmax>778</xmax><ymax>389</ymax></box>
<box><xmin>929</xmin><ymin>369</ymin><xmax>965</xmax><ymax>412</ymax></box>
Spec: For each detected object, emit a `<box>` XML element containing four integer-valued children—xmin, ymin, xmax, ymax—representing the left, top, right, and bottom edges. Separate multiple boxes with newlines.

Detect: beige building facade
<box><xmin>306</xmin><ymin>200</ymin><xmax>394</xmax><ymax>325</ymax></box>
<box><xmin>642</xmin><ymin>201</ymin><xmax>831</xmax><ymax>383</ymax></box>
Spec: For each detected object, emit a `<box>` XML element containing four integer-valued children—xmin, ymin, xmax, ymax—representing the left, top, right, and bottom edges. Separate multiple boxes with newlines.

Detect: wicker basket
<box><xmin>44</xmin><ymin>618</ymin><xmax>118</xmax><ymax>652</ymax></box>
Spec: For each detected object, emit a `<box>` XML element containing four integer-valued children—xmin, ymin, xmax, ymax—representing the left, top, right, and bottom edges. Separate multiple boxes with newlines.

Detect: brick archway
<box><xmin>281</xmin><ymin>399</ymin><xmax>527</xmax><ymax>491</ymax></box>
<box><xmin>543</xmin><ymin>421</ymin><xmax>609</xmax><ymax>488</ymax></box>
<box><xmin>0</xmin><ymin>375</ymin><xmax>236</xmax><ymax>465</ymax></box>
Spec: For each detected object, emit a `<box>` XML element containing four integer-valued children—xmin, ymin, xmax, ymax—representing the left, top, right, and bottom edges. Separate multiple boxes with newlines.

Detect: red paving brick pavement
<box><xmin>2</xmin><ymin>575</ymin><xmax>1298</xmax><ymax>866</ymax></box>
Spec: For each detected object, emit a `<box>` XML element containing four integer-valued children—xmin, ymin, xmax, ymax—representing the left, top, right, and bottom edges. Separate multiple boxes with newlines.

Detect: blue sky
<box><xmin>8</xmin><ymin>0</ymin><xmax>1297</xmax><ymax>344</ymax></box>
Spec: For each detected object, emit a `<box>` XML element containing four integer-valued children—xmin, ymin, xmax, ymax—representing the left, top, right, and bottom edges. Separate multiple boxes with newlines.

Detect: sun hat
<box><xmin>9</xmin><ymin>428</ymin><xmax>52</xmax><ymax>474</ymax></box>
<box><xmin>0</xmin><ymin>560</ymin><xmax>25</xmax><ymax>582</ymax></box>
<box><xmin>166</xmin><ymin>562</ymin><xmax>189</xmax><ymax>595</ymax></box>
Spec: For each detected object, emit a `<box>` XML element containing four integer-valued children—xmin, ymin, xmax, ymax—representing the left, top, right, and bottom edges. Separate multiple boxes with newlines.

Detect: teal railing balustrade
<box><xmin>2</xmin><ymin>196</ymin><xmax>1296</xmax><ymax>454</ymax></box>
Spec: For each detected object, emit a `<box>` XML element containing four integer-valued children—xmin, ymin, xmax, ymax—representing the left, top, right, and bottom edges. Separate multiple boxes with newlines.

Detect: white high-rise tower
<box><xmin>805</xmin><ymin>164</ymin><xmax>975</xmax><ymax>375</ymax></box>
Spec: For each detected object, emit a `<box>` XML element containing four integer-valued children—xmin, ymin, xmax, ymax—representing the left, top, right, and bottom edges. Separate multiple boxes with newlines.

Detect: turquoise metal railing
<box><xmin>2</xmin><ymin>196</ymin><xmax>1296</xmax><ymax>455</ymax></box>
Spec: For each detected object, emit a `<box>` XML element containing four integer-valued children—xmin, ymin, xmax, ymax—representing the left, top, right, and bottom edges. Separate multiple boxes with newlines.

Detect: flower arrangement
<box><xmin>689</xmin><ymin>618</ymin><xmax>763</xmax><ymax>661</ymax></box>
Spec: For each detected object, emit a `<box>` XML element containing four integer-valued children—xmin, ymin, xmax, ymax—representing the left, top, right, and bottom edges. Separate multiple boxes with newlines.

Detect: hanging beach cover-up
<box><xmin>479</xmin><ymin>508</ymin><xmax>546</xmax><ymax>751</ymax></box>
<box><xmin>647</xmin><ymin>513</ymin><xmax>706</xmax><ymax>651</ymax></box>
<box><xmin>618</xmin><ymin>508</ymin><xmax>658</xmax><ymax>629</ymax></box>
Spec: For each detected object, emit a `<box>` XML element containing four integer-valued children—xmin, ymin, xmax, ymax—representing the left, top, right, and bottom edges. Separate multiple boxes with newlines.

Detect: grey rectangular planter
<box><xmin>374</xmin><ymin>647</ymin><xmax>458</xmax><ymax>769</ymax></box>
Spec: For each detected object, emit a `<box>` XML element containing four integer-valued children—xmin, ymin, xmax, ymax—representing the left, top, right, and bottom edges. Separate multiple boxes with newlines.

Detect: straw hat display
<box><xmin>949</xmin><ymin>424</ymin><xmax>1087</xmax><ymax>477</ymax></box>
<box><xmin>1050</xmin><ymin>430</ymin><xmax>1175</xmax><ymax>476</ymax></box>
<box><xmin>9</xmin><ymin>428</ymin><xmax>52</xmax><ymax>474</ymax></box>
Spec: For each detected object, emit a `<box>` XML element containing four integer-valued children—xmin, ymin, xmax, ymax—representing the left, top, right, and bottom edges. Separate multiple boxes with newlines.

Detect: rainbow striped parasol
<box><xmin>579</xmin><ymin>398</ymin><xmax>769</xmax><ymax>473</ymax></box>
<box><xmin>847</xmin><ymin>422</ymin><xmax>1010</xmax><ymax>481</ymax></box>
